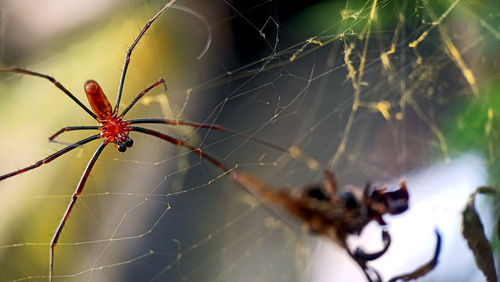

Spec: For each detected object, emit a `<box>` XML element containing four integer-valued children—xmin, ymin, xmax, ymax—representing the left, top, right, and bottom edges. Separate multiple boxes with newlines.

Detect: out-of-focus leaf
<box><xmin>461</xmin><ymin>186</ymin><xmax>498</xmax><ymax>282</ymax></box>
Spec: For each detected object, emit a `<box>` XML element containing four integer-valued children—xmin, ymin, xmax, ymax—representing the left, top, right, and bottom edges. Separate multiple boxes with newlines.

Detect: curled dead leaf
<box><xmin>461</xmin><ymin>186</ymin><xmax>498</xmax><ymax>282</ymax></box>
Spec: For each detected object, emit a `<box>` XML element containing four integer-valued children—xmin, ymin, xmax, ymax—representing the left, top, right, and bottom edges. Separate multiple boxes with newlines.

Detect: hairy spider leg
<box><xmin>49</xmin><ymin>142</ymin><xmax>107</xmax><ymax>282</ymax></box>
<box><xmin>48</xmin><ymin>126</ymin><xmax>100</xmax><ymax>144</ymax></box>
<box><xmin>120</xmin><ymin>78</ymin><xmax>166</xmax><ymax>117</ymax></box>
<box><xmin>130</xmin><ymin>126</ymin><xmax>227</xmax><ymax>171</ymax></box>
<box><xmin>114</xmin><ymin>0</ymin><xmax>177</xmax><ymax>113</ymax></box>
<box><xmin>0</xmin><ymin>135</ymin><xmax>101</xmax><ymax>181</ymax></box>
<box><xmin>324</xmin><ymin>170</ymin><xmax>338</xmax><ymax>196</ymax></box>
<box><xmin>326</xmin><ymin>231</ymin><xmax>383</xmax><ymax>282</ymax></box>
<box><xmin>387</xmin><ymin>230</ymin><xmax>442</xmax><ymax>282</ymax></box>
<box><xmin>127</xmin><ymin>119</ymin><xmax>291</xmax><ymax>154</ymax></box>
<box><xmin>0</xmin><ymin>67</ymin><xmax>97</xmax><ymax>119</ymax></box>
<box><xmin>354</xmin><ymin>230</ymin><xmax>391</xmax><ymax>261</ymax></box>
<box><xmin>129</xmin><ymin>119</ymin><xmax>227</xmax><ymax>129</ymax></box>
<box><xmin>347</xmin><ymin>229</ymin><xmax>442</xmax><ymax>282</ymax></box>
<box><xmin>343</xmin><ymin>230</ymin><xmax>391</xmax><ymax>282</ymax></box>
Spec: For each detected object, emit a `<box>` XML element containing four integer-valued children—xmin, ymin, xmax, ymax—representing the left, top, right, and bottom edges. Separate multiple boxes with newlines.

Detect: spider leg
<box><xmin>0</xmin><ymin>135</ymin><xmax>100</xmax><ymax>181</ymax></box>
<box><xmin>48</xmin><ymin>126</ymin><xmax>100</xmax><ymax>143</ymax></box>
<box><xmin>230</xmin><ymin>172</ymin><xmax>290</xmax><ymax>208</ymax></box>
<box><xmin>350</xmin><ymin>252</ymin><xmax>382</xmax><ymax>282</ymax></box>
<box><xmin>341</xmin><ymin>240</ymin><xmax>382</xmax><ymax>282</ymax></box>
<box><xmin>129</xmin><ymin>118</ymin><xmax>227</xmax><ymax>130</ymax></box>
<box><xmin>114</xmin><ymin>0</ymin><xmax>177</xmax><ymax>113</ymax></box>
<box><xmin>354</xmin><ymin>230</ymin><xmax>391</xmax><ymax>261</ymax></box>
<box><xmin>360</xmin><ymin>264</ymin><xmax>382</xmax><ymax>282</ymax></box>
<box><xmin>347</xmin><ymin>230</ymin><xmax>391</xmax><ymax>281</ymax></box>
<box><xmin>120</xmin><ymin>78</ymin><xmax>167</xmax><ymax>117</ymax></box>
<box><xmin>128</xmin><ymin>119</ymin><xmax>290</xmax><ymax>154</ymax></box>
<box><xmin>387</xmin><ymin>230</ymin><xmax>442</xmax><ymax>282</ymax></box>
<box><xmin>130</xmin><ymin>126</ymin><xmax>227</xmax><ymax>172</ymax></box>
<box><xmin>49</xmin><ymin>142</ymin><xmax>107</xmax><ymax>281</ymax></box>
<box><xmin>324</xmin><ymin>170</ymin><xmax>338</xmax><ymax>197</ymax></box>
<box><xmin>0</xmin><ymin>67</ymin><xmax>97</xmax><ymax>119</ymax></box>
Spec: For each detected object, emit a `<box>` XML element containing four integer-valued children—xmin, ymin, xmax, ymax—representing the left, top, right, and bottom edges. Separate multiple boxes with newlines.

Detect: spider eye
<box><xmin>125</xmin><ymin>137</ymin><xmax>134</xmax><ymax>147</ymax></box>
<box><xmin>117</xmin><ymin>143</ymin><xmax>127</xmax><ymax>152</ymax></box>
<box><xmin>340</xmin><ymin>192</ymin><xmax>359</xmax><ymax>209</ymax></box>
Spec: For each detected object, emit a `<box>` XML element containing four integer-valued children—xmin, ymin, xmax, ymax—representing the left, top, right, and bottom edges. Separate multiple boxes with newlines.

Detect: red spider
<box><xmin>0</xmin><ymin>1</ymin><xmax>234</xmax><ymax>280</ymax></box>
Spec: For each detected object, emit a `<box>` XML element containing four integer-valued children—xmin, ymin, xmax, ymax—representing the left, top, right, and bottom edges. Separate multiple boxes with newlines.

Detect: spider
<box><xmin>230</xmin><ymin>170</ymin><xmax>442</xmax><ymax>282</ymax></box>
<box><xmin>0</xmin><ymin>0</ymin><xmax>238</xmax><ymax>280</ymax></box>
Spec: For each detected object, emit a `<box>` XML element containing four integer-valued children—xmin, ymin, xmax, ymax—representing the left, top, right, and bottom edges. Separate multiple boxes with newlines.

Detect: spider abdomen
<box><xmin>84</xmin><ymin>80</ymin><xmax>112</xmax><ymax>119</ymax></box>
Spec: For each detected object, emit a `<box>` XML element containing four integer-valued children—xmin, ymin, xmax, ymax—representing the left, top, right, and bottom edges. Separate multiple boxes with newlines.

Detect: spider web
<box><xmin>0</xmin><ymin>0</ymin><xmax>499</xmax><ymax>281</ymax></box>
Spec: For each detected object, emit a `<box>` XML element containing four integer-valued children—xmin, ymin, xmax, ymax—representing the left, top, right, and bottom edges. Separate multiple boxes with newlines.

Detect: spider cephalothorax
<box><xmin>99</xmin><ymin>115</ymin><xmax>133</xmax><ymax>152</ymax></box>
